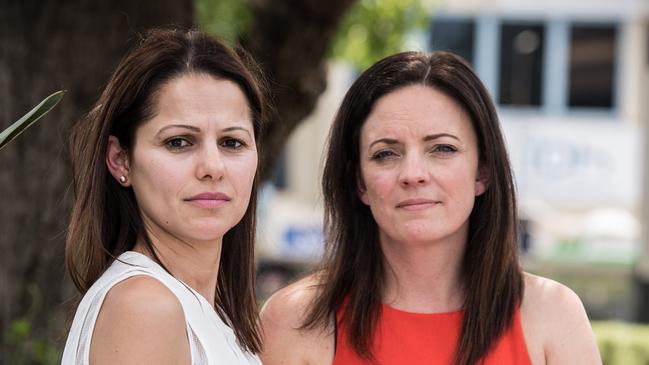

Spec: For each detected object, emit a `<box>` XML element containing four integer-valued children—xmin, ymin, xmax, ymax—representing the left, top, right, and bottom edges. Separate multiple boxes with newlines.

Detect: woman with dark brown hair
<box><xmin>260</xmin><ymin>51</ymin><xmax>601</xmax><ymax>365</ymax></box>
<box><xmin>62</xmin><ymin>29</ymin><xmax>263</xmax><ymax>365</ymax></box>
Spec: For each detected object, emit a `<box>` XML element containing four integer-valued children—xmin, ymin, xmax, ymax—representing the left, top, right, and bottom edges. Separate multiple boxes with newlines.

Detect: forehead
<box><xmin>154</xmin><ymin>73</ymin><xmax>249</xmax><ymax>113</ymax></box>
<box><xmin>360</xmin><ymin>85</ymin><xmax>474</xmax><ymax>141</ymax></box>
<box><xmin>137</xmin><ymin>72</ymin><xmax>253</xmax><ymax>132</ymax></box>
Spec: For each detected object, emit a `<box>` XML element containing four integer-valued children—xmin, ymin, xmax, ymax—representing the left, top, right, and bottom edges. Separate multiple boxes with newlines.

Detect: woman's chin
<box><xmin>176</xmin><ymin>227</ymin><xmax>230</xmax><ymax>244</ymax></box>
<box><xmin>184</xmin><ymin>219</ymin><xmax>236</xmax><ymax>239</ymax></box>
<box><xmin>386</xmin><ymin>227</ymin><xmax>455</xmax><ymax>247</ymax></box>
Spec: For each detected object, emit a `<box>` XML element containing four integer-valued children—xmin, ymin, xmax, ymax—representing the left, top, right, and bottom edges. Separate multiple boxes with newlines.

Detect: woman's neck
<box><xmin>379</xmin><ymin>231</ymin><xmax>466</xmax><ymax>314</ymax></box>
<box><xmin>134</xmin><ymin>233</ymin><xmax>222</xmax><ymax>307</ymax></box>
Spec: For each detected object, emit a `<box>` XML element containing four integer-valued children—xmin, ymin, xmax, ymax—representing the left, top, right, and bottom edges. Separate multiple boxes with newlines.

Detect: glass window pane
<box><xmin>568</xmin><ymin>25</ymin><xmax>616</xmax><ymax>108</ymax></box>
<box><xmin>499</xmin><ymin>23</ymin><xmax>545</xmax><ymax>106</ymax></box>
<box><xmin>429</xmin><ymin>18</ymin><xmax>475</xmax><ymax>65</ymax></box>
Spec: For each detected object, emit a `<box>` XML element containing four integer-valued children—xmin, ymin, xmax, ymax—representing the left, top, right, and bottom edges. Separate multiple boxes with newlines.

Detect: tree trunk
<box><xmin>0</xmin><ymin>1</ymin><xmax>193</xmax><ymax>362</ymax></box>
<box><xmin>241</xmin><ymin>0</ymin><xmax>357</xmax><ymax>180</ymax></box>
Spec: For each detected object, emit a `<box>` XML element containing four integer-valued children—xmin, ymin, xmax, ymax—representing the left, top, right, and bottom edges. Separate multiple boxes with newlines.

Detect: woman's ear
<box><xmin>106</xmin><ymin>135</ymin><xmax>131</xmax><ymax>187</ymax></box>
<box><xmin>357</xmin><ymin>172</ymin><xmax>370</xmax><ymax>205</ymax></box>
<box><xmin>475</xmin><ymin>165</ymin><xmax>490</xmax><ymax>196</ymax></box>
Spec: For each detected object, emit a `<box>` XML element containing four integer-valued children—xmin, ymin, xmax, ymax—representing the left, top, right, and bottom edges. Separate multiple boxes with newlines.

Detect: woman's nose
<box><xmin>398</xmin><ymin>153</ymin><xmax>429</xmax><ymax>187</ymax></box>
<box><xmin>195</xmin><ymin>144</ymin><xmax>225</xmax><ymax>181</ymax></box>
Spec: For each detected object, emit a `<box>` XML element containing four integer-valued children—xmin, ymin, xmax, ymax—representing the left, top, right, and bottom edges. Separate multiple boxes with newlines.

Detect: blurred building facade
<box><xmin>256</xmin><ymin>0</ymin><xmax>649</xmax><ymax>321</ymax></box>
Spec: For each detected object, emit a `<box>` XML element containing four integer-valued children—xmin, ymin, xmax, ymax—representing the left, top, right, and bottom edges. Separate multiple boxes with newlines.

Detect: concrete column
<box><xmin>635</xmin><ymin>19</ymin><xmax>649</xmax><ymax>322</ymax></box>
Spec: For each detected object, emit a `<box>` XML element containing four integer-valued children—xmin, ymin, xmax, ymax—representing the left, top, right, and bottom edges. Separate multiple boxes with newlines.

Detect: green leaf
<box><xmin>5</xmin><ymin>318</ymin><xmax>31</xmax><ymax>344</ymax></box>
<box><xmin>0</xmin><ymin>90</ymin><xmax>66</xmax><ymax>151</ymax></box>
<box><xmin>331</xmin><ymin>0</ymin><xmax>429</xmax><ymax>69</ymax></box>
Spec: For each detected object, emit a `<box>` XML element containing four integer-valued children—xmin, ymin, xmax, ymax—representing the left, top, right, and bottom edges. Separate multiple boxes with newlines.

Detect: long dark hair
<box><xmin>66</xmin><ymin>28</ymin><xmax>264</xmax><ymax>353</ymax></box>
<box><xmin>304</xmin><ymin>51</ymin><xmax>523</xmax><ymax>364</ymax></box>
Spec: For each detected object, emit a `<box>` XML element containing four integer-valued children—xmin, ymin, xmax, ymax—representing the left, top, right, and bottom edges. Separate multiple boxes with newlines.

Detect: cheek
<box><xmin>137</xmin><ymin>159</ymin><xmax>185</xmax><ymax>193</ymax></box>
<box><xmin>230</xmin><ymin>154</ymin><xmax>258</xmax><ymax>193</ymax></box>
<box><xmin>129</xmin><ymin>152</ymin><xmax>190</xmax><ymax>212</ymax></box>
<box><xmin>363</xmin><ymin>172</ymin><xmax>394</xmax><ymax>202</ymax></box>
<box><xmin>363</xmin><ymin>174</ymin><xmax>399</xmax><ymax>222</ymax></box>
<box><xmin>441</xmin><ymin>166</ymin><xmax>479</xmax><ymax>209</ymax></box>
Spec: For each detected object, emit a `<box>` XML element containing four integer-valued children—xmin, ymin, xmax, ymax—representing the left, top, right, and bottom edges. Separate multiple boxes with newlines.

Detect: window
<box><xmin>429</xmin><ymin>18</ymin><xmax>475</xmax><ymax>65</ymax></box>
<box><xmin>499</xmin><ymin>23</ymin><xmax>545</xmax><ymax>106</ymax></box>
<box><xmin>568</xmin><ymin>25</ymin><xmax>616</xmax><ymax>108</ymax></box>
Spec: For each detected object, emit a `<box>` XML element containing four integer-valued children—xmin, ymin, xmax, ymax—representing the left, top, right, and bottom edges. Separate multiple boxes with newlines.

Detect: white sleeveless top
<box><xmin>61</xmin><ymin>251</ymin><xmax>261</xmax><ymax>365</ymax></box>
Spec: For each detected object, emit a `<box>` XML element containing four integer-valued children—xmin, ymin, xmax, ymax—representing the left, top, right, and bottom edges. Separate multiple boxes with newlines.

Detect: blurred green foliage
<box><xmin>593</xmin><ymin>321</ymin><xmax>649</xmax><ymax>365</ymax></box>
<box><xmin>196</xmin><ymin>0</ymin><xmax>251</xmax><ymax>44</ymax></box>
<box><xmin>3</xmin><ymin>285</ymin><xmax>61</xmax><ymax>365</ymax></box>
<box><xmin>331</xmin><ymin>0</ymin><xmax>429</xmax><ymax>69</ymax></box>
<box><xmin>4</xmin><ymin>319</ymin><xmax>60</xmax><ymax>365</ymax></box>
<box><xmin>196</xmin><ymin>0</ymin><xmax>430</xmax><ymax>69</ymax></box>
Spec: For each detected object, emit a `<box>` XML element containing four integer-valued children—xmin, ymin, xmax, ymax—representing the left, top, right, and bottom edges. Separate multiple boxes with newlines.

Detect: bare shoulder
<box><xmin>90</xmin><ymin>275</ymin><xmax>190</xmax><ymax>365</ymax></box>
<box><xmin>520</xmin><ymin>273</ymin><xmax>601</xmax><ymax>365</ymax></box>
<box><xmin>522</xmin><ymin>273</ymin><xmax>584</xmax><ymax>313</ymax></box>
<box><xmin>261</xmin><ymin>273</ymin><xmax>322</xmax><ymax>327</ymax></box>
<box><xmin>260</xmin><ymin>273</ymin><xmax>334</xmax><ymax>365</ymax></box>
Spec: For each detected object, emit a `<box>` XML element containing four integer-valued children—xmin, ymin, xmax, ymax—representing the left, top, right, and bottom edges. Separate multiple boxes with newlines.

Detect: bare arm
<box><xmin>260</xmin><ymin>275</ymin><xmax>334</xmax><ymax>365</ymax></box>
<box><xmin>89</xmin><ymin>275</ymin><xmax>190</xmax><ymax>365</ymax></box>
<box><xmin>521</xmin><ymin>273</ymin><xmax>602</xmax><ymax>365</ymax></box>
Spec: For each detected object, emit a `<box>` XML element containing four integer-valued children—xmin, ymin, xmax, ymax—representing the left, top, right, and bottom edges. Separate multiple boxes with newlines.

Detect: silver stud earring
<box><xmin>119</xmin><ymin>175</ymin><xmax>127</xmax><ymax>184</ymax></box>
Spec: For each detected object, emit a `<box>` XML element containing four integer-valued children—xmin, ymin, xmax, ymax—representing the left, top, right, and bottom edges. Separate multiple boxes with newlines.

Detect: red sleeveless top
<box><xmin>333</xmin><ymin>304</ymin><xmax>532</xmax><ymax>364</ymax></box>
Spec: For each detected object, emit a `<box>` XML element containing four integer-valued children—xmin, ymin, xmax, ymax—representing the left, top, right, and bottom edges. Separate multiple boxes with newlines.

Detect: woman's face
<box><xmin>120</xmin><ymin>73</ymin><xmax>257</xmax><ymax>246</ymax></box>
<box><xmin>358</xmin><ymin>85</ymin><xmax>487</xmax><ymax>247</ymax></box>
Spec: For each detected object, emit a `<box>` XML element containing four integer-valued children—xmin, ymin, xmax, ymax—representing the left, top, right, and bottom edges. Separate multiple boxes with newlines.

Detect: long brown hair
<box><xmin>66</xmin><ymin>28</ymin><xmax>264</xmax><ymax>353</ymax></box>
<box><xmin>304</xmin><ymin>51</ymin><xmax>523</xmax><ymax>364</ymax></box>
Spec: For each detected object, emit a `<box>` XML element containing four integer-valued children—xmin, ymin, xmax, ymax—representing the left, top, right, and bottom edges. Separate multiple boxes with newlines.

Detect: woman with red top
<box><xmin>260</xmin><ymin>51</ymin><xmax>601</xmax><ymax>365</ymax></box>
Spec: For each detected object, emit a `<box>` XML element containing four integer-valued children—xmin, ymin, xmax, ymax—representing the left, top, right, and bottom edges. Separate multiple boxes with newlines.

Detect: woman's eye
<box><xmin>372</xmin><ymin>150</ymin><xmax>398</xmax><ymax>160</ymax></box>
<box><xmin>433</xmin><ymin>144</ymin><xmax>457</xmax><ymax>154</ymax></box>
<box><xmin>221</xmin><ymin>138</ymin><xmax>245</xmax><ymax>149</ymax></box>
<box><xmin>165</xmin><ymin>138</ymin><xmax>192</xmax><ymax>150</ymax></box>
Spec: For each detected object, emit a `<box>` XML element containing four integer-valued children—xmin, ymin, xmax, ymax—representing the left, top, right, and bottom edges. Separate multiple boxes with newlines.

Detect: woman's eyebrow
<box><xmin>423</xmin><ymin>133</ymin><xmax>459</xmax><ymax>142</ymax></box>
<box><xmin>369</xmin><ymin>133</ymin><xmax>460</xmax><ymax>149</ymax></box>
<box><xmin>156</xmin><ymin>124</ymin><xmax>201</xmax><ymax>136</ymax></box>
<box><xmin>222</xmin><ymin>126</ymin><xmax>252</xmax><ymax>138</ymax></box>
<box><xmin>369</xmin><ymin>138</ymin><xmax>399</xmax><ymax>149</ymax></box>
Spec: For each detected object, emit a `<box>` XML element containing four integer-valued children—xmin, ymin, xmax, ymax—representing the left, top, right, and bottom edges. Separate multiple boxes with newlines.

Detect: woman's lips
<box><xmin>185</xmin><ymin>192</ymin><xmax>231</xmax><ymax>209</ymax></box>
<box><xmin>396</xmin><ymin>199</ymin><xmax>441</xmax><ymax>211</ymax></box>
